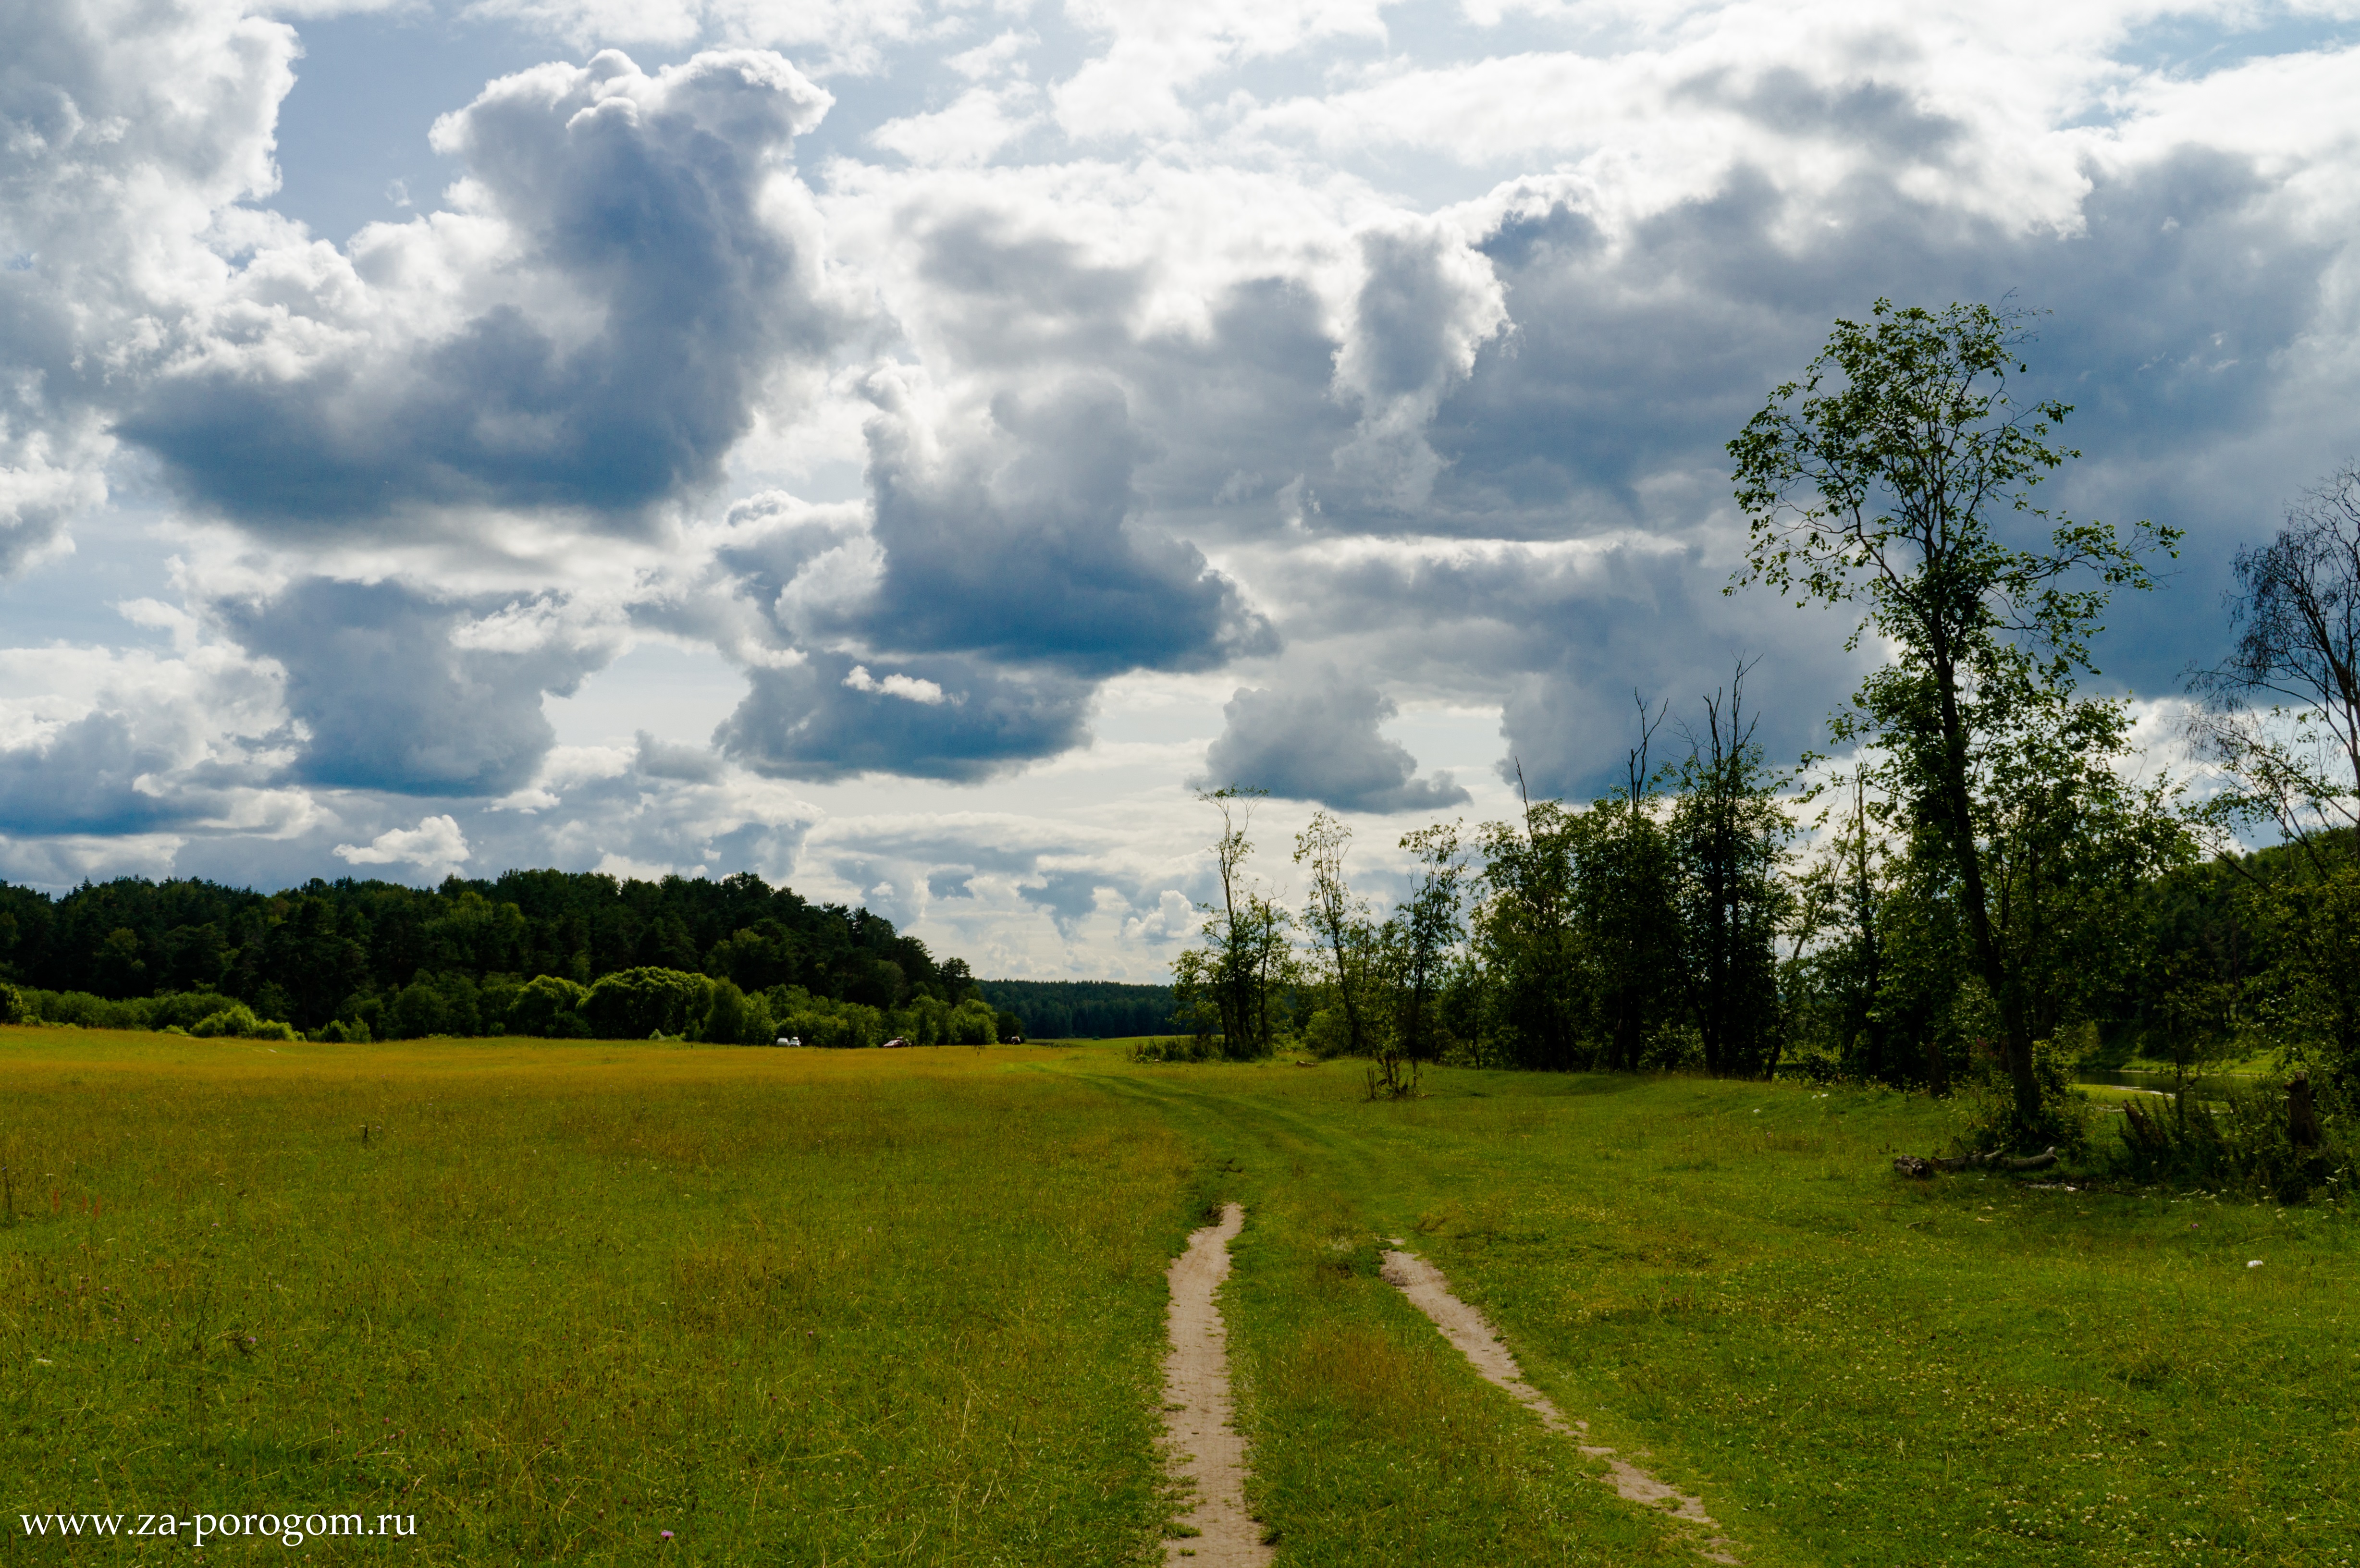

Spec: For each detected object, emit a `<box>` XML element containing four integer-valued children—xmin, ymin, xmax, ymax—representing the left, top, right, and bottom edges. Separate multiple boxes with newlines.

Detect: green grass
<box><xmin>5</xmin><ymin>1029</ymin><xmax>2354</xmax><ymax>1565</ymax></box>
<box><xmin>1086</xmin><ymin>1050</ymin><xmax>2359</xmax><ymax>1568</ymax></box>
<box><xmin>0</xmin><ymin>1031</ymin><xmax>1199</xmax><ymax>1564</ymax></box>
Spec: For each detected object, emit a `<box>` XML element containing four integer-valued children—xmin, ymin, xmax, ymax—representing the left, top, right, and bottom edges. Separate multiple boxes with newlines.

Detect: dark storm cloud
<box><xmin>0</xmin><ymin>711</ymin><xmax>181</xmax><ymax>834</ymax></box>
<box><xmin>1196</xmin><ymin>666</ymin><xmax>1470</xmax><ymax>813</ymax></box>
<box><xmin>1683</xmin><ymin>65</ymin><xmax>1967</xmax><ymax>162</ymax></box>
<box><xmin>122</xmin><ymin>50</ymin><xmax>843</xmax><ymax>530</ymax></box>
<box><xmin>851</xmin><ymin>374</ymin><xmax>1274</xmax><ymax>675</ymax></box>
<box><xmin>713</xmin><ymin>649</ymin><xmax>1093</xmax><ymax>782</ymax></box>
<box><xmin>1402</xmin><ymin>139</ymin><xmax>2343</xmax><ymax>745</ymax></box>
<box><xmin>222</xmin><ymin>578</ymin><xmax>609</xmax><ymax>796</ymax></box>
<box><xmin>1019</xmin><ymin>868</ymin><xmax>1103</xmax><ymax>933</ymax></box>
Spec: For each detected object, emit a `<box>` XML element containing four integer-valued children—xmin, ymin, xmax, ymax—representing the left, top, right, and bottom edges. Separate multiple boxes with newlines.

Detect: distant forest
<box><xmin>0</xmin><ymin>870</ymin><xmax>980</xmax><ymax>1037</ymax></box>
<box><xmin>976</xmin><ymin>980</ymin><xmax>1176</xmax><ymax>1040</ymax></box>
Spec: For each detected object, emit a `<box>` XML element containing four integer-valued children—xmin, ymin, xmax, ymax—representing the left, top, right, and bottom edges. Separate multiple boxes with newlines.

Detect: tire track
<box><xmin>1160</xmin><ymin>1202</ymin><xmax>1270</xmax><ymax>1566</ymax></box>
<box><xmin>1381</xmin><ymin>1244</ymin><xmax>1739</xmax><ymax>1565</ymax></box>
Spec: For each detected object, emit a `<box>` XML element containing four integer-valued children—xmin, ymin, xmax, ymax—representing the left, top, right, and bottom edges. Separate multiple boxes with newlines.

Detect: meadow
<box><xmin>2</xmin><ymin>1029</ymin><xmax>2351</xmax><ymax>1565</ymax></box>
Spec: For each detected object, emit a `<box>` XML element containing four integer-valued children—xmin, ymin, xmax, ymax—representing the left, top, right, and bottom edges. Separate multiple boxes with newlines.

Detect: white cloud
<box><xmin>842</xmin><ymin>663</ymin><xmax>950</xmax><ymax>703</ymax></box>
<box><xmin>334</xmin><ymin>813</ymin><xmax>473</xmax><ymax>876</ymax></box>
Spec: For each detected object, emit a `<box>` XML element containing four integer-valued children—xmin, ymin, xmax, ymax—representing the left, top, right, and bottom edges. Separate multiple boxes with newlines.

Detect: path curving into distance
<box><xmin>1160</xmin><ymin>1203</ymin><xmax>1271</xmax><ymax>1566</ymax></box>
<box><xmin>1381</xmin><ymin>1245</ymin><xmax>1740</xmax><ymax>1566</ymax></box>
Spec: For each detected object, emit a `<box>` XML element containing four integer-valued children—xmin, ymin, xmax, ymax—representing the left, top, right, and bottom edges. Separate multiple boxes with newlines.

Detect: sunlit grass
<box><xmin>8</xmin><ymin>1029</ymin><xmax>2352</xmax><ymax>1565</ymax></box>
<box><xmin>0</xmin><ymin>1030</ymin><xmax>1196</xmax><ymax>1564</ymax></box>
<box><xmin>1083</xmin><ymin>1053</ymin><xmax>2359</xmax><ymax>1568</ymax></box>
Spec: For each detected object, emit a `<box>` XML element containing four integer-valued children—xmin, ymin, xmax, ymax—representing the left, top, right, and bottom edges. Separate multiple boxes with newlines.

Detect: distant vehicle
<box><xmin>882</xmin><ymin>1036</ymin><xmax>910</xmax><ymax>1049</ymax></box>
<box><xmin>775</xmin><ymin>1036</ymin><xmax>802</xmax><ymax>1047</ymax></box>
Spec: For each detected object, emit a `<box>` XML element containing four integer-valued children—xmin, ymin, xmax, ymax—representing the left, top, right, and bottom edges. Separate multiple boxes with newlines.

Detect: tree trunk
<box><xmin>1929</xmin><ymin>645</ymin><xmax>2040</xmax><ymax>1137</ymax></box>
<box><xmin>2289</xmin><ymin>1073</ymin><xmax>2324</xmax><ymax>1149</ymax></box>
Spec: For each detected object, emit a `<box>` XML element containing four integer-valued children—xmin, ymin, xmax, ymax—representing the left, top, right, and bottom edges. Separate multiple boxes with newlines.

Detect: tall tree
<box><xmin>1395</xmin><ymin>821</ymin><xmax>1467</xmax><ymax>1063</ymax></box>
<box><xmin>1672</xmin><ymin>664</ymin><xmax>1789</xmax><ymax>1078</ymax></box>
<box><xmin>1730</xmin><ymin>299</ymin><xmax>2175</xmax><ymax>1140</ymax></box>
<box><xmin>2189</xmin><ymin>462</ymin><xmax>2360</xmax><ymax>1083</ymax></box>
<box><xmin>1173</xmin><ymin>786</ymin><xmax>1294</xmax><ymax>1059</ymax></box>
<box><xmin>2189</xmin><ymin>460</ymin><xmax>2360</xmax><ymax>860</ymax></box>
<box><xmin>1295</xmin><ymin>811</ymin><xmax>1378</xmax><ymax>1058</ymax></box>
<box><xmin>1472</xmin><ymin>767</ymin><xmax>1586</xmax><ymax>1069</ymax></box>
<box><xmin>1576</xmin><ymin>702</ymin><xmax>1684</xmax><ymax>1072</ymax></box>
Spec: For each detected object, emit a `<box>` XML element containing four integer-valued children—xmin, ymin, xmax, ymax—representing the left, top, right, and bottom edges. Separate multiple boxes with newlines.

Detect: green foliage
<box><xmin>506</xmin><ymin>973</ymin><xmax>591</xmax><ymax>1038</ymax></box>
<box><xmin>1172</xmin><ymin>787</ymin><xmax>1298</xmax><ymax>1060</ymax></box>
<box><xmin>583</xmin><ymin>967</ymin><xmax>712</xmax><ymax>1041</ymax></box>
<box><xmin>947</xmin><ymin>997</ymin><xmax>998</xmax><ymax>1045</ymax></box>
<box><xmin>1731</xmin><ymin>298</ymin><xmax>2176</xmax><ymax>1143</ymax></box>
<box><xmin>187</xmin><ymin>1003</ymin><xmax>300</xmax><ymax>1041</ymax></box>
<box><xmin>1671</xmin><ymin>669</ymin><xmax>1789</xmax><ymax>1078</ymax></box>
<box><xmin>0</xmin><ymin>867</ymin><xmax>980</xmax><ymax>1042</ymax></box>
<box><xmin>972</xmin><ymin>980</ymin><xmax>1171</xmax><ymax>1038</ymax></box>
<box><xmin>1127</xmin><ymin>1035</ymin><xmax>1218</xmax><ymax>1062</ymax></box>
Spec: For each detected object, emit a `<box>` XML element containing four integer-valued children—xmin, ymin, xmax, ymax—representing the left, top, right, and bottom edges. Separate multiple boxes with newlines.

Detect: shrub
<box><xmin>147</xmin><ymin>992</ymin><xmax>247</xmax><ymax>1032</ymax></box>
<box><xmin>1130</xmin><ymin>1036</ymin><xmax>1217</xmax><ymax>1063</ymax></box>
<box><xmin>1958</xmin><ymin>1033</ymin><xmax>2092</xmax><ymax>1155</ymax></box>
<box><xmin>699</xmin><ymin>978</ymin><xmax>777</xmax><ymax>1045</ymax></box>
<box><xmin>190</xmin><ymin>1004</ymin><xmax>274</xmax><ymax>1039</ymax></box>
<box><xmin>507</xmin><ymin>974</ymin><xmax>592</xmax><ymax>1038</ymax></box>
<box><xmin>2112</xmin><ymin>1073</ymin><xmax>2353</xmax><ymax>1202</ymax></box>
<box><xmin>948</xmin><ymin>997</ymin><xmax>998</xmax><ymax>1046</ymax></box>
<box><xmin>584</xmin><ymin>967</ymin><xmax>712</xmax><ymax>1040</ymax></box>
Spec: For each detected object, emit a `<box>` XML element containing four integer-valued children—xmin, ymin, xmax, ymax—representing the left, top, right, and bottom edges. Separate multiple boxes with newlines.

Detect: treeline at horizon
<box><xmin>974</xmin><ymin>980</ymin><xmax>1174</xmax><ymax>1040</ymax></box>
<box><xmin>0</xmin><ymin>868</ymin><xmax>1028</xmax><ymax>1047</ymax></box>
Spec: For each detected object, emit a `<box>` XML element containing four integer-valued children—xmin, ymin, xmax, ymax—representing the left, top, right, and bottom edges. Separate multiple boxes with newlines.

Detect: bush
<box><xmin>506</xmin><ymin>975</ymin><xmax>592</xmax><ymax>1038</ymax></box>
<box><xmin>1130</xmin><ymin>1036</ymin><xmax>1217</xmax><ymax>1063</ymax></box>
<box><xmin>698</xmin><ymin>978</ymin><xmax>777</xmax><ymax>1045</ymax></box>
<box><xmin>0</xmin><ymin>983</ymin><xmax>23</xmax><ymax>1025</ymax></box>
<box><xmin>1959</xmin><ymin>1033</ymin><xmax>2092</xmax><ymax>1155</ymax></box>
<box><xmin>188</xmin><ymin>1004</ymin><xmax>295</xmax><ymax>1041</ymax></box>
<box><xmin>1301</xmin><ymin>1007</ymin><xmax>1352</xmax><ymax>1059</ymax></box>
<box><xmin>2112</xmin><ymin>1073</ymin><xmax>2353</xmax><ymax>1202</ymax></box>
<box><xmin>584</xmin><ymin>967</ymin><xmax>712</xmax><ymax>1040</ymax></box>
<box><xmin>146</xmin><ymin>992</ymin><xmax>247</xmax><ymax>1032</ymax></box>
<box><xmin>948</xmin><ymin>997</ymin><xmax>998</xmax><ymax>1046</ymax></box>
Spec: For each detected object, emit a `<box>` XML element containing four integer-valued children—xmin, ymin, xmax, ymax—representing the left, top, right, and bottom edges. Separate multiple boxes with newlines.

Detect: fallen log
<box><xmin>1892</xmin><ymin>1146</ymin><xmax>2059</xmax><ymax>1178</ymax></box>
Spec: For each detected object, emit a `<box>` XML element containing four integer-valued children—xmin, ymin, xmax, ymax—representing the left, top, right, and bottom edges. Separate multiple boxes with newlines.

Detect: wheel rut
<box><xmin>1381</xmin><ymin>1244</ymin><xmax>1739</xmax><ymax>1565</ymax></box>
<box><xmin>1160</xmin><ymin>1202</ymin><xmax>1270</xmax><ymax>1565</ymax></box>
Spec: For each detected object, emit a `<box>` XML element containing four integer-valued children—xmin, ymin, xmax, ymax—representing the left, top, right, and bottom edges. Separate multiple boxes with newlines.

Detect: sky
<box><xmin>0</xmin><ymin>0</ymin><xmax>2356</xmax><ymax>980</ymax></box>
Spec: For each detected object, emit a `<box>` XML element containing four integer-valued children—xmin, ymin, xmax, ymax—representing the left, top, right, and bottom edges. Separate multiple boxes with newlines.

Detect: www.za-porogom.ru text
<box><xmin>21</xmin><ymin>1511</ymin><xmax>417</xmax><ymax>1545</ymax></box>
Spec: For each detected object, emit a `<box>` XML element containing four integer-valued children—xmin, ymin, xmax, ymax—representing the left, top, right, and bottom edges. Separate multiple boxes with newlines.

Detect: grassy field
<box><xmin>4</xmin><ymin>1029</ymin><xmax>2353</xmax><ymax>1565</ymax></box>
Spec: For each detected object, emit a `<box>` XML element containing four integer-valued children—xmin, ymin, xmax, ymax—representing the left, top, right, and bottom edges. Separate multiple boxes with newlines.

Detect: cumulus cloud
<box><xmin>0</xmin><ymin>0</ymin><xmax>296</xmax><ymax>569</ymax></box>
<box><xmin>1196</xmin><ymin>666</ymin><xmax>1470</xmax><ymax>813</ymax></box>
<box><xmin>0</xmin><ymin>631</ymin><xmax>306</xmax><ymax>839</ymax></box>
<box><xmin>1123</xmin><ymin>887</ymin><xmax>1198</xmax><ymax>943</ymax></box>
<box><xmin>334</xmin><ymin>813</ymin><xmax>471</xmax><ymax>878</ymax></box>
<box><xmin>1</xmin><ymin>0</ymin><xmax>2357</xmax><ymax>986</ymax></box>
<box><xmin>853</xmin><ymin>372</ymin><xmax>1274</xmax><ymax>676</ymax></box>
<box><xmin>715</xmin><ymin>650</ymin><xmax>1094</xmax><ymax>782</ymax></box>
<box><xmin>219</xmin><ymin>577</ymin><xmax>619</xmax><ymax>796</ymax></box>
<box><xmin>121</xmin><ymin>48</ymin><xmax>848</xmax><ymax>533</ymax></box>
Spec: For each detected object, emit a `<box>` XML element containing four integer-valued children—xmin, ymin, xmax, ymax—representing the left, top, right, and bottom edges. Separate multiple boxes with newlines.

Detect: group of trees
<box><xmin>0</xmin><ymin>870</ymin><xmax>1011</xmax><ymax>1046</ymax></box>
<box><xmin>973</xmin><ymin>980</ymin><xmax>1171</xmax><ymax>1041</ymax></box>
<box><xmin>1177</xmin><ymin>300</ymin><xmax>2360</xmax><ymax>1162</ymax></box>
